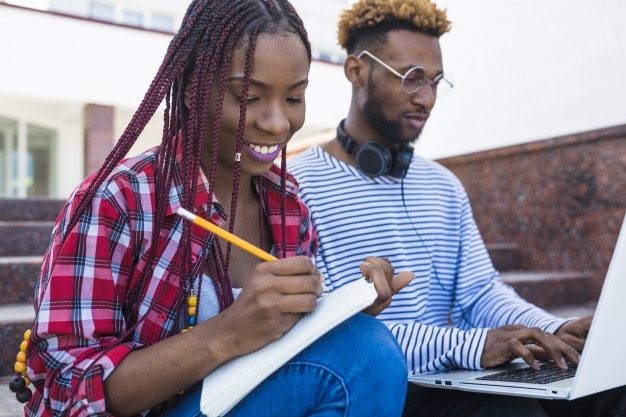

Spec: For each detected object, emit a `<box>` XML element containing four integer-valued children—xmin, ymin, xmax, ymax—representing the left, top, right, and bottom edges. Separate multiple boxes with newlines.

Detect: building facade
<box><xmin>2</xmin><ymin>0</ymin><xmax>625</xmax><ymax>199</ymax></box>
<box><xmin>0</xmin><ymin>0</ymin><xmax>349</xmax><ymax>198</ymax></box>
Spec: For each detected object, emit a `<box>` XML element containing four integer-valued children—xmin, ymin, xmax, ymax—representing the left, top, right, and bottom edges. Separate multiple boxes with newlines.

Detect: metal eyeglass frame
<box><xmin>357</xmin><ymin>50</ymin><xmax>453</xmax><ymax>96</ymax></box>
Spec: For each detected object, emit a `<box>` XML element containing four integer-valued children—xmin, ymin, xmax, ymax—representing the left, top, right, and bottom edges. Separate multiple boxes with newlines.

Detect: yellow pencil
<box><xmin>176</xmin><ymin>207</ymin><xmax>277</xmax><ymax>262</ymax></box>
<box><xmin>176</xmin><ymin>207</ymin><xmax>330</xmax><ymax>293</ymax></box>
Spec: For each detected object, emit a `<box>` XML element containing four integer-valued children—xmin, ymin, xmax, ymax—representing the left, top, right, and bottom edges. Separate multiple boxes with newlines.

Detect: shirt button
<box><xmin>191</xmin><ymin>255</ymin><xmax>198</xmax><ymax>263</ymax></box>
<box><xmin>159</xmin><ymin>313</ymin><xmax>167</xmax><ymax>322</ymax></box>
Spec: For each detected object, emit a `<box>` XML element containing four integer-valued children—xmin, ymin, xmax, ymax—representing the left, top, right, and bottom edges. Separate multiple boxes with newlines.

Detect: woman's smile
<box><xmin>243</xmin><ymin>141</ymin><xmax>283</xmax><ymax>163</ymax></box>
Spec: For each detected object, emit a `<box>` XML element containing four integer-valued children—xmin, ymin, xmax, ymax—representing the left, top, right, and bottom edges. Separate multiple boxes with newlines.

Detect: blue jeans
<box><xmin>162</xmin><ymin>313</ymin><xmax>408</xmax><ymax>417</ymax></box>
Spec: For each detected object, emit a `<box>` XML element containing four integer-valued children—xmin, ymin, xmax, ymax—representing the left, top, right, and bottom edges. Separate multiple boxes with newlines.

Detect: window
<box><xmin>89</xmin><ymin>1</ymin><xmax>114</xmax><ymax>23</ymax></box>
<box><xmin>0</xmin><ymin>116</ymin><xmax>56</xmax><ymax>197</ymax></box>
<box><xmin>0</xmin><ymin>117</ymin><xmax>18</xmax><ymax>196</ymax></box>
<box><xmin>26</xmin><ymin>124</ymin><xmax>56</xmax><ymax>197</ymax></box>
<box><xmin>122</xmin><ymin>10</ymin><xmax>143</xmax><ymax>27</ymax></box>
<box><xmin>150</xmin><ymin>13</ymin><xmax>174</xmax><ymax>32</ymax></box>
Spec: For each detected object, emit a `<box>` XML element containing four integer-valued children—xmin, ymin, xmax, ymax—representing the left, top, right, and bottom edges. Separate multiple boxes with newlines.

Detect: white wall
<box><xmin>416</xmin><ymin>0</ymin><xmax>626</xmax><ymax>158</ymax></box>
<box><xmin>0</xmin><ymin>6</ymin><xmax>170</xmax><ymax>107</ymax></box>
<box><xmin>290</xmin><ymin>0</ymin><xmax>626</xmax><ymax>159</ymax></box>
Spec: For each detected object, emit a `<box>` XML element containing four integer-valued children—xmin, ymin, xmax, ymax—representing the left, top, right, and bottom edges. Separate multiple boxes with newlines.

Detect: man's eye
<box><xmin>431</xmin><ymin>74</ymin><xmax>446</xmax><ymax>89</ymax></box>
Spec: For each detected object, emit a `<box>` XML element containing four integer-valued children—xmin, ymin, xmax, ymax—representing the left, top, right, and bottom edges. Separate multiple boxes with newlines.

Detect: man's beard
<box><xmin>362</xmin><ymin>81</ymin><xmax>422</xmax><ymax>146</ymax></box>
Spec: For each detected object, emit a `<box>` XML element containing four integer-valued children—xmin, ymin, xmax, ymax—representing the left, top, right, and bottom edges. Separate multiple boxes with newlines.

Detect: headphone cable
<box><xmin>400</xmin><ymin>176</ymin><xmax>473</xmax><ymax>327</ymax></box>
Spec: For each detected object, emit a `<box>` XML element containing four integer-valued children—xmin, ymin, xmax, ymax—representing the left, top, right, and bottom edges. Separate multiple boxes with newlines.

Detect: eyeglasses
<box><xmin>357</xmin><ymin>50</ymin><xmax>453</xmax><ymax>97</ymax></box>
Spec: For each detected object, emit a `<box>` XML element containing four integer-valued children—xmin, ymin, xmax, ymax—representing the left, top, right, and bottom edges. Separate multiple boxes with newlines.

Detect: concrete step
<box><xmin>0</xmin><ymin>222</ymin><xmax>54</xmax><ymax>257</ymax></box>
<box><xmin>0</xmin><ymin>198</ymin><xmax>65</xmax><ymax>222</ymax></box>
<box><xmin>486</xmin><ymin>242</ymin><xmax>522</xmax><ymax>271</ymax></box>
<box><xmin>547</xmin><ymin>301</ymin><xmax>596</xmax><ymax>318</ymax></box>
<box><xmin>501</xmin><ymin>270</ymin><xmax>598</xmax><ymax>309</ymax></box>
<box><xmin>0</xmin><ymin>257</ymin><xmax>42</xmax><ymax>305</ymax></box>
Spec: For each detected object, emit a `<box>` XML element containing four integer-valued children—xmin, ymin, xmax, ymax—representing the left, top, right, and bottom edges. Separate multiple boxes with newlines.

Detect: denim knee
<box><xmin>298</xmin><ymin>313</ymin><xmax>408</xmax><ymax>416</ymax></box>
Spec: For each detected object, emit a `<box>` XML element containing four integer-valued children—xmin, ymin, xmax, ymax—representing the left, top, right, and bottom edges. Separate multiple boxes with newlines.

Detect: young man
<box><xmin>289</xmin><ymin>0</ymin><xmax>626</xmax><ymax>415</ymax></box>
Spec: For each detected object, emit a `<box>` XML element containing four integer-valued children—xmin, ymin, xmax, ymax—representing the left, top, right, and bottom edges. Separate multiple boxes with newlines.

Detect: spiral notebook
<box><xmin>199</xmin><ymin>278</ymin><xmax>377</xmax><ymax>417</ymax></box>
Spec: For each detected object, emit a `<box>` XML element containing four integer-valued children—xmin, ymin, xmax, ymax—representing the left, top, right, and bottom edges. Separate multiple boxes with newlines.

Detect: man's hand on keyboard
<box><xmin>481</xmin><ymin>324</ymin><xmax>582</xmax><ymax>369</ymax></box>
<box><xmin>555</xmin><ymin>316</ymin><xmax>593</xmax><ymax>353</ymax></box>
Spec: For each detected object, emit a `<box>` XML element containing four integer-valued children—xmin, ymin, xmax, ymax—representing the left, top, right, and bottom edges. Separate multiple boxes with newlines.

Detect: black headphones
<box><xmin>336</xmin><ymin>120</ymin><xmax>413</xmax><ymax>179</ymax></box>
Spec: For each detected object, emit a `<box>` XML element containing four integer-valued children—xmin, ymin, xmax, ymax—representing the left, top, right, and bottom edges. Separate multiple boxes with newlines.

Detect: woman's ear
<box><xmin>344</xmin><ymin>54</ymin><xmax>366</xmax><ymax>88</ymax></box>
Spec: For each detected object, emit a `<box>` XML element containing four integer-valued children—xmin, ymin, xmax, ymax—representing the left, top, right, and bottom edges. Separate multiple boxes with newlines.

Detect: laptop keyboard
<box><xmin>476</xmin><ymin>361</ymin><xmax>577</xmax><ymax>384</ymax></box>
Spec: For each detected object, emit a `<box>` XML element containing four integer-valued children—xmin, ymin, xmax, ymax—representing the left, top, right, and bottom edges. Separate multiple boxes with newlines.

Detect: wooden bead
<box><xmin>14</xmin><ymin>361</ymin><xmax>26</xmax><ymax>373</ymax></box>
<box><xmin>9</xmin><ymin>376</ymin><xmax>25</xmax><ymax>393</ymax></box>
<box><xmin>16</xmin><ymin>388</ymin><xmax>32</xmax><ymax>403</ymax></box>
<box><xmin>20</xmin><ymin>340</ymin><xmax>28</xmax><ymax>352</ymax></box>
<box><xmin>187</xmin><ymin>295</ymin><xmax>197</xmax><ymax>307</ymax></box>
<box><xmin>23</xmin><ymin>329</ymin><xmax>31</xmax><ymax>341</ymax></box>
<box><xmin>16</xmin><ymin>351</ymin><xmax>26</xmax><ymax>363</ymax></box>
<box><xmin>182</xmin><ymin>291</ymin><xmax>199</xmax><ymax>333</ymax></box>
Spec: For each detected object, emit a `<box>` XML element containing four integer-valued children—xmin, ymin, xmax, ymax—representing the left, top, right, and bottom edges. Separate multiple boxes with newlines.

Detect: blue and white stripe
<box><xmin>289</xmin><ymin>145</ymin><xmax>567</xmax><ymax>374</ymax></box>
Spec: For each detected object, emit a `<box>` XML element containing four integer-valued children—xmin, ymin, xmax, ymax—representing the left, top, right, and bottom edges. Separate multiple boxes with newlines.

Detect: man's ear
<box><xmin>344</xmin><ymin>54</ymin><xmax>366</xmax><ymax>88</ymax></box>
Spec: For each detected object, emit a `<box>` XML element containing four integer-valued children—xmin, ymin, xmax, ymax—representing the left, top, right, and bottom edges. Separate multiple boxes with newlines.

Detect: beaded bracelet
<box><xmin>9</xmin><ymin>329</ymin><xmax>33</xmax><ymax>403</ymax></box>
<box><xmin>183</xmin><ymin>289</ymin><xmax>198</xmax><ymax>332</ymax></box>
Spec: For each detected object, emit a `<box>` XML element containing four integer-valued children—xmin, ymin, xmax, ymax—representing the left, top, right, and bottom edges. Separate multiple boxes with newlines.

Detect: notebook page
<box><xmin>200</xmin><ymin>279</ymin><xmax>377</xmax><ymax>417</ymax></box>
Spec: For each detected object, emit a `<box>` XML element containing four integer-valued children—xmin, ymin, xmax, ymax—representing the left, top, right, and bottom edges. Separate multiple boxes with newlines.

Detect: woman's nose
<box><xmin>256</xmin><ymin>105</ymin><xmax>291</xmax><ymax>136</ymax></box>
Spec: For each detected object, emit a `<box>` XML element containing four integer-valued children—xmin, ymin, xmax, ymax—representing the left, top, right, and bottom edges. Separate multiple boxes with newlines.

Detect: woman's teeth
<box><xmin>247</xmin><ymin>143</ymin><xmax>279</xmax><ymax>154</ymax></box>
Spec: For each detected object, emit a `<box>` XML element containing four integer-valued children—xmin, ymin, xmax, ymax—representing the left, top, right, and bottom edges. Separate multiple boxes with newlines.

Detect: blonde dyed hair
<box><xmin>337</xmin><ymin>0</ymin><xmax>451</xmax><ymax>53</ymax></box>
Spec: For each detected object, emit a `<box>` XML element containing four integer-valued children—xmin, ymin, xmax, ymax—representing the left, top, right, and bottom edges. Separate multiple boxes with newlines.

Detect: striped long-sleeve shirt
<box><xmin>289</xmin><ymin>145</ymin><xmax>567</xmax><ymax>375</ymax></box>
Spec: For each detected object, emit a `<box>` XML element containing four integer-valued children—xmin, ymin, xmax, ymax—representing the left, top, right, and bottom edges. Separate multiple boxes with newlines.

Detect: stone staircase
<box><xmin>0</xmin><ymin>198</ymin><xmax>65</xmax><ymax>381</ymax></box>
<box><xmin>488</xmin><ymin>243</ymin><xmax>598</xmax><ymax>313</ymax></box>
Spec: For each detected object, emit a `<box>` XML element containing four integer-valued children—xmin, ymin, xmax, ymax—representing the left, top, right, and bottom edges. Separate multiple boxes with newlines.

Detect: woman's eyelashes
<box><xmin>234</xmin><ymin>94</ymin><xmax>259</xmax><ymax>104</ymax></box>
<box><xmin>232</xmin><ymin>92</ymin><xmax>304</xmax><ymax>105</ymax></box>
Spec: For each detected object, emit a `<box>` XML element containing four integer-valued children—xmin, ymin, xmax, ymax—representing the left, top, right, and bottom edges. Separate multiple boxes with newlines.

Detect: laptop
<box><xmin>408</xmin><ymin>213</ymin><xmax>626</xmax><ymax>400</ymax></box>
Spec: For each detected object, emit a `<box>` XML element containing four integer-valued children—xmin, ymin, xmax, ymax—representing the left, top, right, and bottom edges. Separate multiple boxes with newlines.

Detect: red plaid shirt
<box><xmin>26</xmin><ymin>146</ymin><xmax>316</xmax><ymax>416</ymax></box>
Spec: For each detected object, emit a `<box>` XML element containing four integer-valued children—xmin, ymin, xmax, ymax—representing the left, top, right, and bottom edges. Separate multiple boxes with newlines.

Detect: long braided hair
<box><xmin>59</xmin><ymin>0</ymin><xmax>311</xmax><ymax>335</ymax></box>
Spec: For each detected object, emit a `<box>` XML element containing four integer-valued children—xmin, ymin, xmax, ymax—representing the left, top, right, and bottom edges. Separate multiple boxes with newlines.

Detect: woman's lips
<box><xmin>243</xmin><ymin>142</ymin><xmax>282</xmax><ymax>163</ymax></box>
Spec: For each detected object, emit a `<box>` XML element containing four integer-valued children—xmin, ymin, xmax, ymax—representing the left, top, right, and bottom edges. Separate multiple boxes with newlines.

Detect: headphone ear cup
<box><xmin>336</xmin><ymin>120</ymin><xmax>412</xmax><ymax>179</ymax></box>
<box><xmin>355</xmin><ymin>142</ymin><xmax>392</xmax><ymax>177</ymax></box>
<box><xmin>390</xmin><ymin>145</ymin><xmax>413</xmax><ymax>179</ymax></box>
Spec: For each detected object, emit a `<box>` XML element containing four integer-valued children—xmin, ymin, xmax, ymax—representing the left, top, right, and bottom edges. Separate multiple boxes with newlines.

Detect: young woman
<box><xmin>17</xmin><ymin>0</ymin><xmax>412</xmax><ymax>416</ymax></box>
